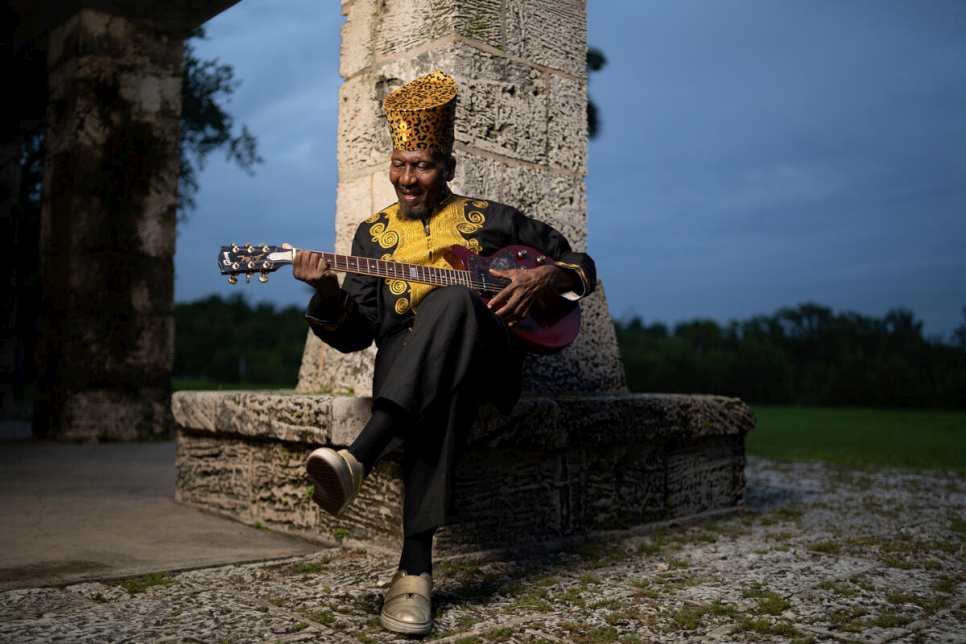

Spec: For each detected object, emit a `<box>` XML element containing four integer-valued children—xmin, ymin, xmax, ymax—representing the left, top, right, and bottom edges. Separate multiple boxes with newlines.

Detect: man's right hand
<box><xmin>283</xmin><ymin>243</ymin><xmax>342</xmax><ymax>303</ymax></box>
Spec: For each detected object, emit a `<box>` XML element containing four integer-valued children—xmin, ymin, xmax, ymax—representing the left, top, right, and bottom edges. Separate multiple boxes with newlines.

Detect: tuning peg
<box><xmin>260</xmin><ymin>244</ymin><xmax>270</xmax><ymax>253</ymax></box>
<box><xmin>228</xmin><ymin>275</ymin><xmax>238</xmax><ymax>285</ymax></box>
<box><xmin>258</xmin><ymin>273</ymin><xmax>269</xmax><ymax>283</ymax></box>
<box><xmin>245</xmin><ymin>274</ymin><xmax>252</xmax><ymax>284</ymax></box>
<box><xmin>231</xmin><ymin>243</ymin><xmax>239</xmax><ymax>252</ymax></box>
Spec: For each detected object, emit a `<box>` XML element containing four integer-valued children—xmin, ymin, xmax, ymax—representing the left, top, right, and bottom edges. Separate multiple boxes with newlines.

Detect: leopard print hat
<box><xmin>384</xmin><ymin>70</ymin><xmax>457</xmax><ymax>153</ymax></box>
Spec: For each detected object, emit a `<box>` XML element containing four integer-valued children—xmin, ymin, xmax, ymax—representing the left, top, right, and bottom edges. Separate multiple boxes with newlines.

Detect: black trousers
<box><xmin>371</xmin><ymin>286</ymin><xmax>525</xmax><ymax>537</ymax></box>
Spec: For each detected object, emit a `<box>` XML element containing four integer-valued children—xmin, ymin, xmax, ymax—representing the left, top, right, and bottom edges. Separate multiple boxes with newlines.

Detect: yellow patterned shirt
<box><xmin>363</xmin><ymin>195</ymin><xmax>489</xmax><ymax>314</ymax></box>
<box><xmin>307</xmin><ymin>194</ymin><xmax>595</xmax><ymax>351</ymax></box>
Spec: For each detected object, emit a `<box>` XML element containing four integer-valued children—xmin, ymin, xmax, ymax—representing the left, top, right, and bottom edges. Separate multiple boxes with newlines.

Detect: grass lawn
<box><xmin>748</xmin><ymin>405</ymin><xmax>966</xmax><ymax>473</ymax></box>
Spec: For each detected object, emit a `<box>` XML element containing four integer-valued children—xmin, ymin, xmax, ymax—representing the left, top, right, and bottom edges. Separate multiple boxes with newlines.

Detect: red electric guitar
<box><xmin>217</xmin><ymin>243</ymin><xmax>580</xmax><ymax>355</ymax></box>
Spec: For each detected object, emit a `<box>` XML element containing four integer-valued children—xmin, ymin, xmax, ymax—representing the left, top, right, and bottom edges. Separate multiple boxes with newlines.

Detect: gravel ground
<box><xmin>1</xmin><ymin>456</ymin><xmax>964</xmax><ymax>643</ymax></box>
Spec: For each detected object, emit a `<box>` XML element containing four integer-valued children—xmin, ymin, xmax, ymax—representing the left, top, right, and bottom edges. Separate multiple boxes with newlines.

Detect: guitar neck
<box><xmin>221</xmin><ymin>242</ymin><xmax>578</xmax><ymax>353</ymax></box>
<box><xmin>268</xmin><ymin>248</ymin><xmax>507</xmax><ymax>295</ymax></box>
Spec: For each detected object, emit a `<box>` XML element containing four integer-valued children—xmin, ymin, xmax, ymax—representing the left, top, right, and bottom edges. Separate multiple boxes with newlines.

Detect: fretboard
<box><xmin>269</xmin><ymin>249</ymin><xmax>510</xmax><ymax>295</ymax></box>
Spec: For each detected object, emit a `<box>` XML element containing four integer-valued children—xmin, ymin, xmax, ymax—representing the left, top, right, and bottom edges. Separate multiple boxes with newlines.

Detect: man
<box><xmin>289</xmin><ymin>71</ymin><xmax>596</xmax><ymax>636</ymax></box>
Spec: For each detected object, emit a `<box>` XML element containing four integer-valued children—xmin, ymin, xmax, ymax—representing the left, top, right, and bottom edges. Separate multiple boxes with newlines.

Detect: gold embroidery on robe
<box><xmin>366</xmin><ymin>197</ymin><xmax>484</xmax><ymax>314</ymax></box>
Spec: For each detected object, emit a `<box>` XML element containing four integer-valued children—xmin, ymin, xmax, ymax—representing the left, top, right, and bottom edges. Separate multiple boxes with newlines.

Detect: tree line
<box><xmin>616</xmin><ymin>303</ymin><xmax>966</xmax><ymax>409</ymax></box>
<box><xmin>174</xmin><ymin>294</ymin><xmax>306</xmax><ymax>386</ymax></box>
<box><xmin>176</xmin><ymin>295</ymin><xmax>966</xmax><ymax>408</ymax></box>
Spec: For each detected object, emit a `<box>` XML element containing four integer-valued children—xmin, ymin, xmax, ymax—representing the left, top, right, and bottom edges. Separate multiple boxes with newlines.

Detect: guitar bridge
<box><xmin>464</xmin><ymin>249</ymin><xmax>514</xmax><ymax>297</ymax></box>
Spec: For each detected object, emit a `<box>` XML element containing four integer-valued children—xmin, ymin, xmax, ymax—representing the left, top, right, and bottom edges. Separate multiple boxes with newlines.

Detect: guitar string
<box><xmin>327</xmin><ymin>258</ymin><xmax>510</xmax><ymax>295</ymax></box>
<box><xmin>228</xmin><ymin>249</ymin><xmax>515</xmax><ymax>295</ymax></box>
<box><xmin>313</xmin><ymin>252</ymin><xmax>512</xmax><ymax>295</ymax></box>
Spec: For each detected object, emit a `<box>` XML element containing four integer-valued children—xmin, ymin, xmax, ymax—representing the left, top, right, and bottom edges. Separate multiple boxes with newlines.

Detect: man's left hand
<box><xmin>487</xmin><ymin>265</ymin><xmax>561</xmax><ymax>326</ymax></box>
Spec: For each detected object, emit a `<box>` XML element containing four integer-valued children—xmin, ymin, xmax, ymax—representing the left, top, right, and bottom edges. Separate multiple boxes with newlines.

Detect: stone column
<box><xmin>298</xmin><ymin>0</ymin><xmax>626</xmax><ymax>397</ymax></box>
<box><xmin>34</xmin><ymin>10</ymin><xmax>183</xmax><ymax>440</ymax></box>
<box><xmin>0</xmin><ymin>132</ymin><xmax>23</xmax><ymax>417</ymax></box>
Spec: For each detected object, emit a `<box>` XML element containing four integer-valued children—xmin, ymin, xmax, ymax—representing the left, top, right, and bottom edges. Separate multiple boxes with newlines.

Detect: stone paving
<box><xmin>1</xmin><ymin>457</ymin><xmax>964</xmax><ymax>643</ymax></box>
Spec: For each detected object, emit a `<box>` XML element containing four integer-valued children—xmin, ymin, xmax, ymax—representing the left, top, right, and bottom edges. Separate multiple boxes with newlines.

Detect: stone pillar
<box><xmin>0</xmin><ymin>132</ymin><xmax>23</xmax><ymax>417</ymax></box>
<box><xmin>298</xmin><ymin>0</ymin><xmax>626</xmax><ymax>397</ymax></box>
<box><xmin>34</xmin><ymin>10</ymin><xmax>183</xmax><ymax>440</ymax></box>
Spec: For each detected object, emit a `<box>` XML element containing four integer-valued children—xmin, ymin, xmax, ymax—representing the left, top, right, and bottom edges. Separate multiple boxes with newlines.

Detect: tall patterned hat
<box><xmin>384</xmin><ymin>70</ymin><xmax>458</xmax><ymax>152</ymax></box>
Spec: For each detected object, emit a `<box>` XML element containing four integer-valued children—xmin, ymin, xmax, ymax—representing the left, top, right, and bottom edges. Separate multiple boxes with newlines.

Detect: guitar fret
<box><xmin>315</xmin><ymin>250</ymin><xmax>485</xmax><ymax>291</ymax></box>
<box><xmin>222</xmin><ymin>244</ymin><xmax>576</xmax><ymax>353</ymax></box>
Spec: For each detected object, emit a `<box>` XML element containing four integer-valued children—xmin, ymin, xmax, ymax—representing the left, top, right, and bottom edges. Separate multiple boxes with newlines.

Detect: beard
<box><xmin>395</xmin><ymin>185</ymin><xmax>452</xmax><ymax>220</ymax></box>
<box><xmin>397</xmin><ymin>199</ymin><xmax>432</xmax><ymax>220</ymax></box>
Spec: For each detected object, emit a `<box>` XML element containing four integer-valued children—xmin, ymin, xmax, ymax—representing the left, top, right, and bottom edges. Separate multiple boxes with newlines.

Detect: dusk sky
<box><xmin>176</xmin><ymin>0</ymin><xmax>966</xmax><ymax>341</ymax></box>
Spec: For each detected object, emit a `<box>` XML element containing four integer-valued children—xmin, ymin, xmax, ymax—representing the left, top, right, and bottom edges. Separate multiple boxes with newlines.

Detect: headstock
<box><xmin>218</xmin><ymin>243</ymin><xmax>292</xmax><ymax>284</ymax></box>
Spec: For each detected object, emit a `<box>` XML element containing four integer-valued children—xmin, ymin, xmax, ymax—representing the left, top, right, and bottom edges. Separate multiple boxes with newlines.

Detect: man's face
<box><xmin>389</xmin><ymin>148</ymin><xmax>455</xmax><ymax>220</ymax></box>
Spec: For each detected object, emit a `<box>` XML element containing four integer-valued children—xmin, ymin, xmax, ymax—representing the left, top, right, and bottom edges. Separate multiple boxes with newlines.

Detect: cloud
<box><xmin>175</xmin><ymin>0</ymin><xmax>966</xmax><ymax>338</ymax></box>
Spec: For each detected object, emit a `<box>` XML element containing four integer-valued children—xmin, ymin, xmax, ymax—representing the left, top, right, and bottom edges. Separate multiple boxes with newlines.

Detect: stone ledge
<box><xmin>174</xmin><ymin>391</ymin><xmax>755</xmax><ymax>555</ymax></box>
<box><xmin>172</xmin><ymin>391</ymin><xmax>754</xmax><ymax>449</ymax></box>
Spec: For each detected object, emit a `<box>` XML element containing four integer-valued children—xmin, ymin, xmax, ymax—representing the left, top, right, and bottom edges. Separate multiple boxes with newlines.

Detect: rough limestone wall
<box><xmin>34</xmin><ymin>10</ymin><xmax>182</xmax><ymax>440</ymax></box>
<box><xmin>176</xmin><ymin>427</ymin><xmax>746</xmax><ymax>554</ymax></box>
<box><xmin>1</xmin><ymin>134</ymin><xmax>22</xmax><ymax>416</ymax></box>
<box><xmin>173</xmin><ymin>390</ymin><xmax>755</xmax><ymax>552</ymax></box>
<box><xmin>297</xmin><ymin>0</ymin><xmax>627</xmax><ymax>397</ymax></box>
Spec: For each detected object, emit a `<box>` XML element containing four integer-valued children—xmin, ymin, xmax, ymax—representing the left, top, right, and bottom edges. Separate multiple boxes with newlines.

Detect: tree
<box><xmin>674</xmin><ymin>319</ymin><xmax>723</xmax><ymax>357</ymax></box>
<box><xmin>12</xmin><ymin>27</ymin><xmax>260</xmax><ymax>394</ymax></box>
<box><xmin>178</xmin><ymin>26</ymin><xmax>262</xmax><ymax>215</ymax></box>
<box><xmin>586</xmin><ymin>46</ymin><xmax>607</xmax><ymax>139</ymax></box>
<box><xmin>20</xmin><ymin>28</ymin><xmax>260</xmax><ymax>219</ymax></box>
<box><xmin>953</xmin><ymin>307</ymin><xmax>966</xmax><ymax>349</ymax></box>
<box><xmin>174</xmin><ymin>294</ymin><xmax>305</xmax><ymax>385</ymax></box>
<box><xmin>613</xmin><ymin>303</ymin><xmax>966</xmax><ymax>409</ymax></box>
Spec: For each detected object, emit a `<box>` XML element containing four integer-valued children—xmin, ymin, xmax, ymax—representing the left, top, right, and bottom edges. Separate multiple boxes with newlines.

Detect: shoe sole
<box><xmin>306</xmin><ymin>449</ymin><xmax>352</xmax><ymax>516</ymax></box>
<box><xmin>379</xmin><ymin>611</ymin><xmax>432</xmax><ymax>636</ymax></box>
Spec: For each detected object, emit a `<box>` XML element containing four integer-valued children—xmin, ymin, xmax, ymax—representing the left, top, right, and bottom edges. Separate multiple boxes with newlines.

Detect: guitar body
<box><xmin>218</xmin><ymin>242</ymin><xmax>581</xmax><ymax>354</ymax></box>
<box><xmin>444</xmin><ymin>245</ymin><xmax>580</xmax><ymax>355</ymax></box>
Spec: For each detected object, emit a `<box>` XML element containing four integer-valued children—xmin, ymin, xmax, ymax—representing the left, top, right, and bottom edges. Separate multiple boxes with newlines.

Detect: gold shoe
<box><xmin>380</xmin><ymin>570</ymin><xmax>432</xmax><ymax>636</ymax></box>
<box><xmin>305</xmin><ymin>448</ymin><xmax>364</xmax><ymax>516</ymax></box>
